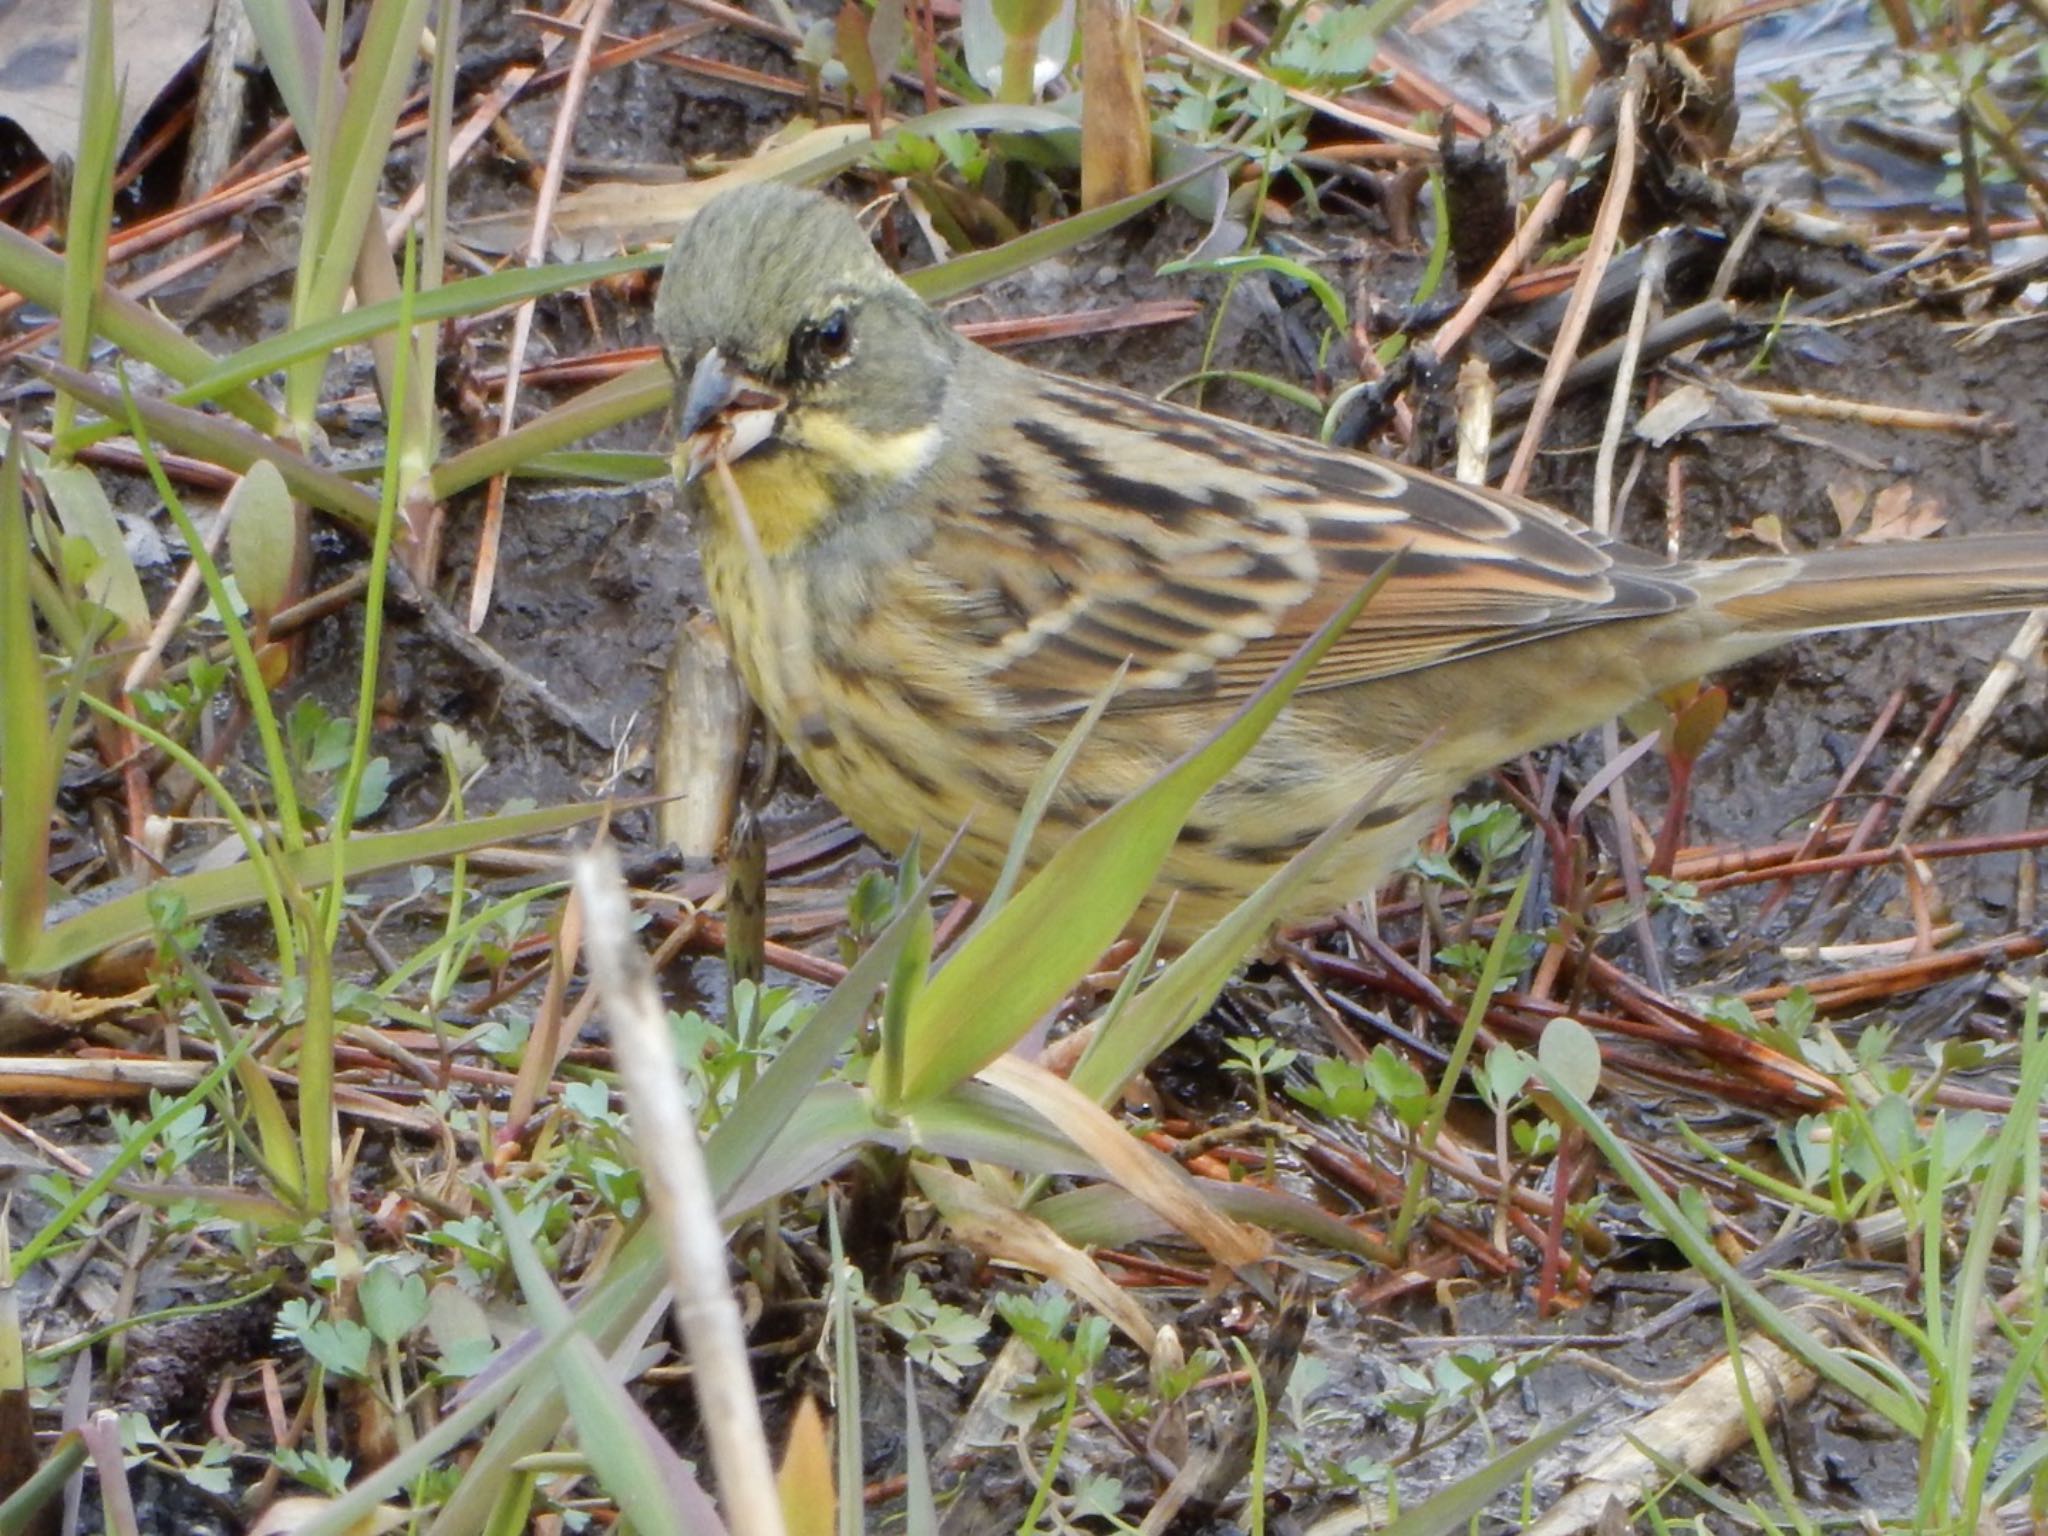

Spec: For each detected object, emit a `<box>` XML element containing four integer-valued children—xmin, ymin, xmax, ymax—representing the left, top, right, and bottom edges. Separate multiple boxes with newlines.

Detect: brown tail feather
<box><xmin>1712</xmin><ymin>531</ymin><xmax>2048</xmax><ymax>636</ymax></box>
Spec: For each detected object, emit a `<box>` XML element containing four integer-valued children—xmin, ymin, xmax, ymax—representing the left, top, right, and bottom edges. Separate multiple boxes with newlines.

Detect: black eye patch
<box><xmin>790</xmin><ymin>307</ymin><xmax>854</xmax><ymax>378</ymax></box>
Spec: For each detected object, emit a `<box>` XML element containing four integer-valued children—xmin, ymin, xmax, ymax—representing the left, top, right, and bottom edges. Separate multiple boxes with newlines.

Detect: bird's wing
<box><xmin>923</xmin><ymin>372</ymin><xmax>1700</xmax><ymax>716</ymax></box>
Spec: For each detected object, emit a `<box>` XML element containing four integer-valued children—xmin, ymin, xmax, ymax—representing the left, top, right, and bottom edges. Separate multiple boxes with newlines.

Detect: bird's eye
<box><xmin>796</xmin><ymin>308</ymin><xmax>853</xmax><ymax>371</ymax></box>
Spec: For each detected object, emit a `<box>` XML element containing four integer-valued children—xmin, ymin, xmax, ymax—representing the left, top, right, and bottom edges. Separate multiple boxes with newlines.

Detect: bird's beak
<box><xmin>678</xmin><ymin>346</ymin><xmax>786</xmax><ymax>484</ymax></box>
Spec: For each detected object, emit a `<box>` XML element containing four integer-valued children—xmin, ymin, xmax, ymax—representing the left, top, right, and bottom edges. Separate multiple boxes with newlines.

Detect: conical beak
<box><xmin>678</xmin><ymin>346</ymin><xmax>786</xmax><ymax>484</ymax></box>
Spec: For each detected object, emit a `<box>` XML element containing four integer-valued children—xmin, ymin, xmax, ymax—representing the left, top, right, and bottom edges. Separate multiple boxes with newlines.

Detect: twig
<box><xmin>1501</xmin><ymin>53</ymin><xmax>1643</xmax><ymax>497</ymax></box>
<box><xmin>1740</xmin><ymin>388</ymin><xmax>2008</xmax><ymax>436</ymax></box>
<box><xmin>1453</xmin><ymin>356</ymin><xmax>1494</xmax><ymax>484</ymax></box>
<box><xmin>120</xmin><ymin>502</ymin><xmax>234</xmax><ymax>696</ymax></box>
<box><xmin>1897</xmin><ymin>611</ymin><xmax>2048</xmax><ymax>840</ymax></box>
<box><xmin>384</xmin><ymin>3</ymin><xmax>595</xmax><ymax>242</ymax></box>
<box><xmin>1590</xmin><ymin>234</ymin><xmax>1666</xmax><ymax>534</ymax></box>
<box><xmin>1426</xmin><ymin>117</ymin><xmax>1600</xmax><ymax>362</ymax></box>
<box><xmin>1800</xmin><ymin>688</ymin><xmax>1957</xmax><ymax>935</ymax></box>
<box><xmin>387</xmin><ymin>563</ymin><xmax>615</xmax><ymax>747</ymax></box>
<box><xmin>1696</xmin><ymin>825</ymin><xmax>2048</xmax><ymax>894</ymax></box>
<box><xmin>1740</xmin><ymin>928</ymin><xmax>2047</xmax><ymax>1010</ymax></box>
<box><xmin>1754</xmin><ymin>688</ymin><xmax>1903</xmax><ymax>927</ymax></box>
<box><xmin>467</xmin><ymin>0</ymin><xmax>613</xmax><ymax>632</ymax></box>
<box><xmin>575</xmin><ymin>847</ymin><xmax>788</xmax><ymax>1536</ymax></box>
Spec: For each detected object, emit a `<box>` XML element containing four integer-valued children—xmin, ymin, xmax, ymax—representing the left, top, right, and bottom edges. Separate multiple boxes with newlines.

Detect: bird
<box><xmin>653</xmin><ymin>181</ymin><xmax>2048</xmax><ymax>945</ymax></box>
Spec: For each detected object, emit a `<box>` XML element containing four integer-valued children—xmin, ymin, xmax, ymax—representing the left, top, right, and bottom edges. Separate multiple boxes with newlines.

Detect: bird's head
<box><xmin>655</xmin><ymin>184</ymin><xmax>956</xmax><ymax>525</ymax></box>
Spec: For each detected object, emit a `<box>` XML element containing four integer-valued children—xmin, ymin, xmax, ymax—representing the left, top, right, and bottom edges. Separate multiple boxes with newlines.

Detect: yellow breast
<box><xmin>699</xmin><ymin>451</ymin><xmax>841</xmax><ymax>561</ymax></box>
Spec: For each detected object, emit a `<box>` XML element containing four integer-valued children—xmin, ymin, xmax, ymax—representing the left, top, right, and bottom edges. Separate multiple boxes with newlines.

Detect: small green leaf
<box><xmin>1537</xmin><ymin>1016</ymin><xmax>1601</xmax><ymax>1103</ymax></box>
<box><xmin>360</xmin><ymin>1263</ymin><xmax>430</xmax><ymax>1346</ymax></box>
<box><xmin>1266</xmin><ymin>7</ymin><xmax>1381</xmax><ymax>84</ymax></box>
<box><xmin>41</xmin><ymin>459</ymin><xmax>148</xmax><ymax>636</ymax></box>
<box><xmin>225</xmin><ymin>461</ymin><xmax>300</xmax><ymax>627</ymax></box>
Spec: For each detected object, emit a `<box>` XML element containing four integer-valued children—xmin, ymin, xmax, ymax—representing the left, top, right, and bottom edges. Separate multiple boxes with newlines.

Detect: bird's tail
<box><xmin>1710</xmin><ymin>530</ymin><xmax>2048</xmax><ymax>637</ymax></box>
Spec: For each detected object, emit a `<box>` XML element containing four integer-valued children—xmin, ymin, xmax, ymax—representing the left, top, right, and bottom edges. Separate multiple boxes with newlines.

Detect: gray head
<box><xmin>655</xmin><ymin>183</ymin><xmax>959</xmax><ymax>485</ymax></box>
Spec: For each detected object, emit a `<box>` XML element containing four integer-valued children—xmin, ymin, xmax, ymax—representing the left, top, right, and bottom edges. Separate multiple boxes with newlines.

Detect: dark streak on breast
<box><xmin>897</xmin><ymin>680</ymin><xmax>961</xmax><ymax>719</ymax></box>
<box><xmin>847</xmin><ymin>720</ymin><xmax>945</xmax><ymax>800</ymax></box>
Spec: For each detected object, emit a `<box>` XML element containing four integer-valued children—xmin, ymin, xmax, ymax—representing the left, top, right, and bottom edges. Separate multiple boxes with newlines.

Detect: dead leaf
<box><xmin>0</xmin><ymin>981</ymin><xmax>154</xmax><ymax>1038</ymax></box>
<box><xmin>246</xmin><ymin>1496</ymin><xmax>405</xmax><ymax>1536</ymax></box>
<box><xmin>1632</xmin><ymin>383</ymin><xmax>1715</xmax><ymax>446</ymax></box>
<box><xmin>1826</xmin><ymin>477</ymin><xmax>1870</xmax><ymax>537</ymax></box>
<box><xmin>777</xmin><ymin>1397</ymin><xmax>836</xmax><ymax>1536</ymax></box>
<box><xmin>1854</xmin><ymin>480</ymin><xmax>1948</xmax><ymax>544</ymax></box>
<box><xmin>913</xmin><ymin>1162</ymin><xmax>1158</xmax><ymax>1350</ymax></box>
<box><xmin>1725</xmin><ymin>513</ymin><xmax>1788</xmax><ymax>553</ymax></box>
<box><xmin>0</xmin><ymin>0</ymin><xmax>210</xmax><ymax>165</ymax></box>
<box><xmin>455</xmin><ymin>120</ymin><xmax>876</xmax><ymax>258</ymax></box>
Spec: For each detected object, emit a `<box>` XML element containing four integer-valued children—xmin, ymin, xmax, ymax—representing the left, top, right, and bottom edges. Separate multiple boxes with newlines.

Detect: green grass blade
<box><xmin>52</xmin><ymin>0</ymin><xmax>118</xmax><ymax>449</ymax></box>
<box><xmin>120</xmin><ymin>377</ymin><xmax>310</xmax><ymax>864</ymax></box>
<box><xmin>423</xmin><ymin>1222</ymin><xmax>678</xmax><ymax>1534</ymax></box>
<box><xmin>34</xmin><ymin>361</ymin><xmax>383</xmax><ymax>533</ymax></box>
<box><xmin>75</xmin><ymin>691</ymin><xmax>297</xmax><ymax>981</ymax></box>
<box><xmin>286</xmin><ymin>1321</ymin><xmax>576</xmax><ymax>1536</ymax></box>
<box><xmin>515</xmin><ymin>450</ymin><xmax>669</xmax><ymax>484</ymax></box>
<box><xmin>21</xmin><ymin>802</ymin><xmax>609</xmax><ymax>978</ymax></box>
<box><xmin>16</xmin><ymin>1026</ymin><xmax>262</xmax><ymax>1274</ymax></box>
<box><xmin>0</xmin><ymin>426</ymin><xmax>52</xmax><ymax>969</ymax></box>
<box><xmin>1163</xmin><ymin>368</ymin><xmax>1324</xmax><ymax>415</ymax></box>
<box><xmin>159</xmin><ymin>252</ymin><xmax>659</xmax><ymax>411</ymax></box>
<box><xmin>968</xmin><ymin>665</ymin><xmax>1123</xmax><ymax>932</ymax></box>
<box><xmin>429</xmin><ymin>364</ymin><xmax>672</xmax><ymax>500</ymax></box>
<box><xmin>703</xmin><ymin>857</ymin><xmax>949</xmax><ymax>1201</ymax></box>
<box><xmin>1542</xmin><ymin>1072</ymin><xmax>1926</xmax><ymax>1434</ymax></box>
<box><xmin>0</xmin><ymin>223</ymin><xmax>277</xmax><ymax>431</ymax></box>
<box><xmin>482</xmin><ymin>1183</ymin><xmax>701</xmax><ymax>1536</ymax></box>
<box><xmin>0</xmin><ymin>1430</ymin><xmax>85</xmax><ymax>1533</ymax></box>
<box><xmin>288</xmin><ymin>0</ymin><xmax>433</xmax><ymax>413</ymax></box>
<box><xmin>1313</xmin><ymin>1412</ymin><xmax>1587</xmax><ymax>1536</ymax></box>
<box><xmin>901</xmin><ymin>1361</ymin><xmax>938</xmax><ymax>1536</ymax></box>
<box><xmin>1955</xmin><ymin>987</ymin><xmax>2048</xmax><ymax>1528</ymax></box>
<box><xmin>1071</xmin><ymin>734</ymin><xmax>1421</xmax><ymax>1102</ymax></box>
<box><xmin>1158</xmin><ymin>252</ymin><xmax>1347</xmax><ymax>333</ymax></box>
<box><xmin>240</xmin><ymin>0</ymin><xmax>326</xmax><ymax>127</ymax></box>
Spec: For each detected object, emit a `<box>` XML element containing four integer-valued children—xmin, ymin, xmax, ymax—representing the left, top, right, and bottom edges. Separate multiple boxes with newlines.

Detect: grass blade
<box><xmin>0</xmin><ymin>223</ymin><xmax>277</xmax><ymax>430</ymax></box>
<box><xmin>51</xmin><ymin>0</ymin><xmax>119</xmax><ymax>449</ymax></box>
<box><xmin>22</xmin><ymin>802</ymin><xmax>609</xmax><ymax>977</ymax></box>
<box><xmin>0</xmin><ymin>426</ymin><xmax>51</xmax><ymax>969</ymax></box>
<box><xmin>428</xmin><ymin>364</ymin><xmax>671</xmax><ymax>500</ymax></box>
<box><xmin>1071</xmin><ymin>740</ymin><xmax>1425</xmax><ymax>1103</ymax></box>
<box><xmin>1541</xmin><ymin>1071</ymin><xmax>1926</xmax><ymax>1434</ymax></box>
<box><xmin>33</xmin><ymin>362</ymin><xmax>384</xmax><ymax>533</ymax></box>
